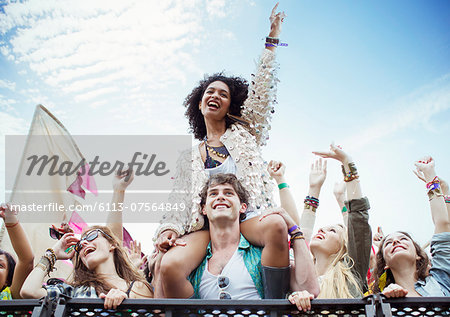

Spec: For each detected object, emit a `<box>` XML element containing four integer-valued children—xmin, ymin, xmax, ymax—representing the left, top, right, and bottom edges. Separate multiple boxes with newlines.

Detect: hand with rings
<box><xmin>288</xmin><ymin>290</ymin><xmax>315</xmax><ymax>312</ymax></box>
<box><xmin>382</xmin><ymin>283</ymin><xmax>408</xmax><ymax>298</ymax></box>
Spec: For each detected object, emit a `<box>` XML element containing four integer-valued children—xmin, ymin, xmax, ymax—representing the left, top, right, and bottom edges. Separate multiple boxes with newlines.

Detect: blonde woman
<box><xmin>289</xmin><ymin>145</ymin><xmax>372</xmax><ymax>310</ymax></box>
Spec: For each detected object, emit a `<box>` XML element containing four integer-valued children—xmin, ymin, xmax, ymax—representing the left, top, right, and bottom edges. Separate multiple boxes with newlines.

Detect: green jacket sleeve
<box><xmin>345</xmin><ymin>197</ymin><xmax>372</xmax><ymax>294</ymax></box>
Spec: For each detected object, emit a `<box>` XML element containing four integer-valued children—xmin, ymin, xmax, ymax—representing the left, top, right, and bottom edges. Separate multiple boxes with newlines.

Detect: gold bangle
<box><xmin>428</xmin><ymin>188</ymin><xmax>444</xmax><ymax>201</ymax></box>
<box><xmin>35</xmin><ymin>262</ymin><xmax>48</xmax><ymax>272</ymax></box>
<box><xmin>304</xmin><ymin>204</ymin><xmax>317</xmax><ymax>213</ymax></box>
<box><xmin>36</xmin><ymin>256</ymin><xmax>51</xmax><ymax>273</ymax></box>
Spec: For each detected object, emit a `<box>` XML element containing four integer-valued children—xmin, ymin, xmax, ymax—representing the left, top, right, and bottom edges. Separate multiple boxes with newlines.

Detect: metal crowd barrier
<box><xmin>1</xmin><ymin>296</ymin><xmax>449</xmax><ymax>317</ymax></box>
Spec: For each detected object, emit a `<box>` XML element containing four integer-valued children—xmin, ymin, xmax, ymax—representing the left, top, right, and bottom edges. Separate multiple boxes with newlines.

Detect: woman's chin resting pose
<box><xmin>20</xmin><ymin>226</ymin><xmax>153</xmax><ymax>309</ymax></box>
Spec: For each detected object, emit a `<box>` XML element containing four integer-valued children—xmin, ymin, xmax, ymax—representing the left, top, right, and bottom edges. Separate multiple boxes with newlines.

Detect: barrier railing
<box><xmin>2</xmin><ymin>296</ymin><xmax>449</xmax><ymax>317</ymax></box>
<box><xmin>0</xmin><ymin>298</ymin><xmax>53</xmax><ymax>317</ymax></box>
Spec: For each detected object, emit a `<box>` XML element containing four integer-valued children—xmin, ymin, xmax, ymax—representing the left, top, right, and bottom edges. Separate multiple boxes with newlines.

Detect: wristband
<box><xmin>5</xmin><ymin>221</ymin><xmax>19</xmax><ymax>228</ymax></box>
<box><xmin>444</xmin><ymin>195</ymin><xmax>450</xmax><ymax>204</ymax></box>
<box><xmin>266</xmin><ymin>37</ymin><xmax>279</xmax><ymax>45</ymax></box>
<box><xmin>278</xmin><ymin>183</ymin><xmax>289</xmax><ymax>190</ymax></box>
<box><xmin>304</xmin><ymin>196</ymin><xmax>319</xmax><ymax>211</ymax></box>
<box><xmin>288</xmin><ymin>225</ymin><xmax>299</xmax><ymax>234</ymax></box>
<box><xmin>290</xmin><ymin>231</ymin><xmax>305</xmax><ymax>244</ymax></box>
<box><xmin>341</xmin><ymin>206</ymin><xmax>348</xmax><ymax>213</ymax></box>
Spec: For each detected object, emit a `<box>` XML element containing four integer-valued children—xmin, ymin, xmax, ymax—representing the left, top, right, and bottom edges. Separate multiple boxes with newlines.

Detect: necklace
<box><xmin>204</xmin><ymin>137</ymin><xmax>230</xmax><ymax>159</ymax></box>
<box><xmin>206</xmin><ymin>143</ymin><xmax>229</xmax><ymax>158</ymax></box>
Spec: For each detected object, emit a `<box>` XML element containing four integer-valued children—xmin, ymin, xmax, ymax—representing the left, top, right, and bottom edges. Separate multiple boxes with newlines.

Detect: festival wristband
<box><xmin>278</xmin><ymin>183</ymin><xmax>289</xmax><ymax>190</ymax></box>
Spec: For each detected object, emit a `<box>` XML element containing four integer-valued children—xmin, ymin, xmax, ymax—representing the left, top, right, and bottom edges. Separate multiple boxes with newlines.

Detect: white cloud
<box><xmin>344</xmin><ymin>74</ymin><xmax>450</xmax><ymax>149</ymax></box>
<box><xmin>206</xmin><ymin>0</ymin><xmax>227</xmax><ymax>18</ymax></box>
<box><xmin>0</xmin><ymin>111</ymin><xmax>28</xmax><ymax>136</ymax></box>
<box><xmin>0</xmin><ymin>79</ymin><xmax>16</xmax><ymax>91</ymax></box>
<box><xmin>0</xmin><ymin>0</ymin><xmax>228</xmax><ymax>107</ymax></box>
<box><xmin>0</xmin><ymin>95</ymin><xmax>18</xmax><ymax>113</ymax></box>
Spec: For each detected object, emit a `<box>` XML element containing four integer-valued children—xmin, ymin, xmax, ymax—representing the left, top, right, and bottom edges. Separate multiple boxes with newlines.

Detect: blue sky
<box><xmin>1</xmin><ymin>0</ymin><xmax>449</xmax><ymax>253</ymax></box>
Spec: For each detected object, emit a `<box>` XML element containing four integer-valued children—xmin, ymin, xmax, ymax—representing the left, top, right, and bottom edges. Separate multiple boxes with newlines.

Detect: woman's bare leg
<box><xmin>159</xmin><ymin>230</ymin><xmax>210</xmax><ymax>298</ymax></box>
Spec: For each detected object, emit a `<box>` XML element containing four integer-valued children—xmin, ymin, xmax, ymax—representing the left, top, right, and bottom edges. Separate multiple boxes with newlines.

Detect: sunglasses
<box><xmin>74</xmin><ymin>229</ymin><xmax>113</xmax><ymax>254</ymax></box>
<box><xmin>217</xmin><ymin>275</ymin><xmax>231</xmax><ymax>299</ymax></box>
<box><xmin>49</xmin><ymin>227</ymin><xmax>64</xmax><ymax>240</ymax></box>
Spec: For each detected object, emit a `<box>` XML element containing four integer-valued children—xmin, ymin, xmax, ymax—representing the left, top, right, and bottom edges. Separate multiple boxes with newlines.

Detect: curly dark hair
<box><xmin>372</xmin><ymin>231</ymin><xmax>429</xmax><ymax>293</ymax></box>
<box><xmin>184</xmin><ymin>73</ymin><xmax>249</xmax><ymax>140</ymax></box>
<box><xmin>0</xmin><ymin>249</ymin><xmax>16</xmax><ymax>291</ymax></box>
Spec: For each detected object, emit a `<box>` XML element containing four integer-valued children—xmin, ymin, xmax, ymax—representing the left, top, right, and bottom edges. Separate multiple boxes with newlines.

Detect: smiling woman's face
<box><xmin>310</xmin><ymin>224</ymin><xmax>345</xmax><ymax>256</ymax></box>
<box><xmin>0</xmin><ymin>254</ymin><xmax>8</xmax><ymax>290</ymax></box>
<box><xmin>381</xmin><ymin>232</ymin><xmax>418</xmax><ymax>268</ymax></box>
<box><xmin>199</xmin><ymin>81</ymin><xmax>231</xmax><ymax>122</ymax></box>
<box><xmin>78</xmin><ymin>230</ymin><xmax>114</xmax><ymax>271</ymax></box>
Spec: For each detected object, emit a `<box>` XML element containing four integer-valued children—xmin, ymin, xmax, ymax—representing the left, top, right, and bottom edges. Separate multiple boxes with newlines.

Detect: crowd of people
<box><xmin>1</xmin><ymin>3</ymin><xmax>449</xmax><ymax>313</ymax></box>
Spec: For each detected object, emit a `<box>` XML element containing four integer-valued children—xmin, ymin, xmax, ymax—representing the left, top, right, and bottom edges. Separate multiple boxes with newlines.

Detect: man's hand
<box><xmin>154</xmin><ymin>230</ymin><xmax>186</xmax><ymax>252</ymax></box>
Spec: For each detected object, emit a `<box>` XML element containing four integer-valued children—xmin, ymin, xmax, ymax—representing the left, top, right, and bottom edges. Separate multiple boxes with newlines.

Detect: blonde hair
<box><xmin>315</xmin><ymin>224</ymin><xmax>363</xmax><ymax>299</ymax></box>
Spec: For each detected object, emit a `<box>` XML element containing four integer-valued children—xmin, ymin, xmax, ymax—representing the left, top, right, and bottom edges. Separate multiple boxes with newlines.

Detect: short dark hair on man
<box><xmin>184</xmin><ymin>73</ymin><xmax>248</xmax><ymax>141</ymax></box>
<box><xmin>199</xmin><ymin>173</ymin><xmax>249</xmax><ymax>207</ymax></box>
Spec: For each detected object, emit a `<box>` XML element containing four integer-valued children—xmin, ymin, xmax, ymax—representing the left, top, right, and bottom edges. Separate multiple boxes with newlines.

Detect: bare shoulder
<box><xmin>129</xmin><ymin>281</ymin><xmax>153</xmax><ymax>299</ymax></box>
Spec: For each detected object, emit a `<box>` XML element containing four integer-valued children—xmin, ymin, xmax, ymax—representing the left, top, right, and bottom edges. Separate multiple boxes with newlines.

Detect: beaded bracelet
<box><xmin>290</xmin><ymin>231</ymin><xmax>305</xmax><ymax>243</ymax></box>
<box><xmin>426</xmin><ymin>176</ymin><xmax>440</xmax><ymax>190</ymax></box>
<box><xmin>45</xmin><ymin>248</ymin><xmax>57</xmax><ymax>267</ymax></box>
<box><xmin>341</xmin><ymin>163</ymin><xmax>359</xmax><ymax>182</ymax></box>
<box><xmin>304</xmin><ymin>196</ymin><xmax>319</xmax><ymax>212</ymax></box>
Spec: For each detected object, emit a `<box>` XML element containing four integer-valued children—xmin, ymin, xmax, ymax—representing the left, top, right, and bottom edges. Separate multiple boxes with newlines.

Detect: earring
<box><xmin>384</xmin><ymin>265</ymin><xmax>389</xmax><ymax>270</ymax></box>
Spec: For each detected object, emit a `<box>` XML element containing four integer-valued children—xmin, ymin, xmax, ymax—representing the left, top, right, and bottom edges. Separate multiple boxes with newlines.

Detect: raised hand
<box><xmin>312</xmin><ymin>143</ymin><xmax>351</xmax><ymax>164</ymax></box>
<box><xmin>113</xmin><ymin>169</ymin><xmax>134</xmax><ymax>192</ymax></box>
<box><xmin>333</xmin><ymin>181</ymin><xmax>346</xmax><ymax>204</ymax></box>
<box><xmin>309</xmin><ymin>158</ymin><xmax>327</xmax><ymax>189</ymax></box>
<box><xmin>372</xmin><ymin>226</ymin><xmax>384</xmax><ymax>249</ymax></box>
<box><xmin>269</xmin><ymin>2</ymin><xmax>286</xmax><ymax>38</ymax></box>
<box><xmin>413</xmin><ymin>161</ymin><xmax>449</xmax><ymax>195</ymax></box>
<box><xmin>127</xmin><ymin>240</ymin><xmax>145</xmax><ymax>269</ymax></box>
<box><xmin>0</xmin><ymin>203</ymin><xmax>18</xmax><ymax>224</ymax></box>
<box><xmin>414</xmin><ymin>156</ymin><xmax>436</xmax><ymax>182</ymax></box>
<box><xmin>268</xmin><ymin>160</ymin><xmax>286</xmax><ymax>182</ymax></box>
<box><xmin>51</xmin><ymin>233</ymin><xmax>79</xmax><ymax>260</ymax></box>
